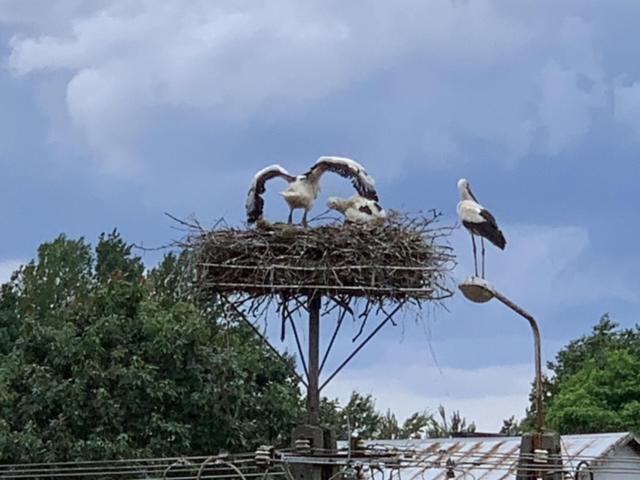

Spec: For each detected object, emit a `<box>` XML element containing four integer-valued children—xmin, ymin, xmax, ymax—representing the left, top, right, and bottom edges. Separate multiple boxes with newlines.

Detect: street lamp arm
<box><xmin>458</xmin><ymin>277</ymin><xmax>544</xmax><ymax>433</ymax></box>
<box><xmin>491</xmin><ymin>289</ymin><xmax>544</xmax><ymax>433</ymax></box>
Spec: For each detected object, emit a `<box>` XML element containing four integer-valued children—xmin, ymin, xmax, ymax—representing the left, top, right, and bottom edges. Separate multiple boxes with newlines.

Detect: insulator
<box><xmin>295</xmin><ymin>438</ymin><xmax>311</xmax><ymax>452</ymax></box>
<box><xmin>255</xmin><ymin>445</ymin><xmax>273</xmax><ymax>466</ymax></box>
<box><xmin>533</xmin><ymin>448</ymin><xmax>549</xmax><ymax>464</ymax></box>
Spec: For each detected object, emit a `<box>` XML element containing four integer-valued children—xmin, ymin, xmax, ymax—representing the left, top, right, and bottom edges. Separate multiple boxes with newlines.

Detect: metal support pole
<box><xmin>307</xmin><ymin>293</ymin><xmax>321</xmax><ymax>426</ymax></box>
<box><xmin>319</xmin><ymin>302</ymin><xmax>404</xmax><ymax>392</ymax></box>
<box><xmin>458</xmin><ymin>277</ymin><xmax>544</xmax><ymax>433</ymax></box>
<box><xmin>491</xmin><ymin>290</ymin><xmax>544</xmax><ymax>434</ymax></box>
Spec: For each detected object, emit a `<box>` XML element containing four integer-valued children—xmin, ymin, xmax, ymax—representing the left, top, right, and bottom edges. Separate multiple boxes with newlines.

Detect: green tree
<box><xmin>548</xmin><ymin>314</ymin><xmax>640</xmax><ymax>391</ymax></box>
<box><xmin>499</xmin><ymin>416</ymin><xmax>522</xmax><ymax>436</ymax></box>
<box><xmin>547</xmin><ymin>349</ymin><xmax>640</xmax><ymax>434</ymax></box>
<box><xmin>320</xmin><ymin>392</ymin><xmax>384</xmax><ymax>440</ymax></box>
<box><xmin>378</xmin><ymin>409</ymin><xmax>401</xmax><ymax>439</ymax></box>
<box><xmin>320</xmin><ymin>393</ymin><xmax>477</xmax><ymax>440</ymax></box>
<box><xmin>400</xmin><ymin>411</ymin><xmax>431</xmax><ymax>439</ymax></box>
<box><xmin>526</xmin><ymin>314</ymin><xmax>640</xmax><ymax>434</ymax></box>
<box><xmin>426</xmin><ymin>405</ymin><xmax>476</xmax><ymax>438</ymax></box>
<box><xmin>342</xmin><ymin>392</ymin><xmax>385</xmax><ymax>439</ymax></box>
<box><xmin>0</xmin><ymin>233</ymin><xmax>302</xmax><ymax>462</ymax></box>
<box><xmin>320</xmin><ymin>393</ymin><xmax>433</xmax><ymax>440</ymax></box>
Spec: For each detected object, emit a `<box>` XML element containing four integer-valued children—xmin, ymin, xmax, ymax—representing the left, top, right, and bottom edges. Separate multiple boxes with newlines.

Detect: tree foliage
<box><xmin>399</xmin><ymin>411</ymin><xmax>431</xmax><ymax>439</ymax></box>
<box><xmin>548</xmin><ymin>315</ymin><xmax>640</xmax><ymax>392</ymax></box>
<box><xmin>425</xmin><ymin>405</ymin><xmax>476</xmax><ymax>438</ymax></box>
<box><xmin>547</xmin><ymin>349</ymin><xmax>640</xmax><ymax>434</ymax></box>
<box><xmin>320</xmin><ymin>392</ymin><xmax>383</xmax><ymax>440</ymax></box>
<box><xmin>529</xmin><ymin>314</ymin><xmax>640</xmax><ymax>434</ymax></box>
<box><xmin>499</xmin><ymin>416</ymin><xmax>522</xmax><ymax>436</ymax></box>
<box><xmin>320</xmin><ymin>392</ymin><xmax>475</xmax><ymax>440</ymax></box>
<box><xmin>0</xmin><ymin>233</ymin><xmax>302</xmax><ymax>462</ymax></box>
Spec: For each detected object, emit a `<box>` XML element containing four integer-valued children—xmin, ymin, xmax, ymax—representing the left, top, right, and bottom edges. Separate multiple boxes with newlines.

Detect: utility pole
<box><xmin>307</xmin><ymin>294</ymin><xmax>321</xmax><ymax>425</ymax></box>
<box><xmin>290</xmin><ymin>293</ymin><xmax>335</xmax><ymax>480</ymax></box>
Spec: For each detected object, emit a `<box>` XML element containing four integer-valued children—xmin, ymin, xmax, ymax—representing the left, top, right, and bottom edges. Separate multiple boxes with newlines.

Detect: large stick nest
<box><xmin>181</xmin><ymin>211</ymin><xmax>455</xmax><ymax>305</ymax></box>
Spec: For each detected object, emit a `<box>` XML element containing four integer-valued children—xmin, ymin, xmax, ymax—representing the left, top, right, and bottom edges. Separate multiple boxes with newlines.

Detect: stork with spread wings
<box><xmin>246</xmin><ymin>156</ymin><xmax>379</xmax><ymax>226</ymax></box>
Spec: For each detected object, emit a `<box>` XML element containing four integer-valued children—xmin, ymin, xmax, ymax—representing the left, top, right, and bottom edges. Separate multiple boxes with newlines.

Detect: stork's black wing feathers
<box><xmin>306</xmin><ymin>157</ymin><xmax>379</xmax><ymax>201</ymax></box>
<box><xmin>480</xmin><ymin>209</ymin><xmax>499</xmax><ymax>229</ymax></box>
<box><xmin>465</xmin><ymin>208</ymin><xmax>506</xmax><ymax>250</ymax></box>
<box><xmin>254</xmin><ymin>168</ymin><xmax>295</xmax><ymax>195</ymax></box>
<box><xmin>246</xmin><ymin>165</ymin><xmax>295</xmax><ymax>224</ymax></box>
<box><xmin>247</xmin><ymin>195</ymin><xmax>265</xmax><ymax>224</ymax></box>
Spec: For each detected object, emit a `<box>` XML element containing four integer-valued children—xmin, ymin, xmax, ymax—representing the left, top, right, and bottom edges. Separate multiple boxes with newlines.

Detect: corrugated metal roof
<box><xmin>345</xmin><ymin>432</ymin><xmax>639</xmax><ymax>479</ymax></box>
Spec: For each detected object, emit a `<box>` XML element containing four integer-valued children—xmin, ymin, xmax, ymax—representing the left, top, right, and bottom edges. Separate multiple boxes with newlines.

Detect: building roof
<box><xmin>348</xmin><ymin>432</ymin><xmax>640</xmax><ymax>479</ymax></box>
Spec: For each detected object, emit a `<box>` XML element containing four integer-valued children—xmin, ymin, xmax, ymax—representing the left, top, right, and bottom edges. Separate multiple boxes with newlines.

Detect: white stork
<box><xmin>327</xmin><ymin>195</ymin><xmax>386</xmax><ymax>226</ymax></box>
<box><xmin>457</xmin><ymin>178</ymin><xmax>506</xmax><ymax>278</ymax></box>
<box><xmin>246</xmin><ymin>156</ymin><xmax>379</xmax><ymax>226</ymax></box>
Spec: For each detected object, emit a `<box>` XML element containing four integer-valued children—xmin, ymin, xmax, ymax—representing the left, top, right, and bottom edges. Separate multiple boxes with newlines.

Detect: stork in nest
<box><xmin>246</xmin><ymin>156</ymin><xmax>379</xmax><ymax>227</ymax></box>
<box><xmin>327</xmin><ymin>195</ymin><xmax>386</xmax><ymax>226</ymax></box>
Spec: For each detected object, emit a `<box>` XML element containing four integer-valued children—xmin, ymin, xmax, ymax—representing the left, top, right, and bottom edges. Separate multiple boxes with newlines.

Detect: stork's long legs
<box><xmin>470</xmin><ymin>233</ymin><xmax>478</xmax><ymax>277</ymax></box>
<box><xmin>481</xmin><ymin>237</ymin><xmax>486</xmax><ymax>278</ymax></box>
<box><xmin>302</xmin><ymin>209</ymin><xmax>309</xmax><ymax>227</ymax></box>
<box><xmin>287</xmin><ymin>208</ymin><xmax>293</xmax><ymax>225</ymax></box>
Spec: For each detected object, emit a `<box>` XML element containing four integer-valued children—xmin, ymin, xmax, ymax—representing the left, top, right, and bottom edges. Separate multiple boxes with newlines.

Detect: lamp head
<box><xmin>458</xmin><ymin>276</ymin><xmax>495</xmax><ymax>303</ymax></box>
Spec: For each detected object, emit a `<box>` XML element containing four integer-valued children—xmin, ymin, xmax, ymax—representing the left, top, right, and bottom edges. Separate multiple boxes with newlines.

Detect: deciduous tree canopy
<box><xmin>547</xmin><ymin>349</ymin><xmax>640</xmax><ymax>433</ymax></box>
<box><xmin>523</xmin><ymin>314</ymin><xmax>640</xmax><ymax>434</ymax></box>
<box><xmin>320</xmin><ymin>392</ymin><xmax>475</xmax><ymax>440</ymax></box>
<box><xmin>0</xmin><ymin>233</ymin><xmax>302</xmax><ymax>462</ymax></box>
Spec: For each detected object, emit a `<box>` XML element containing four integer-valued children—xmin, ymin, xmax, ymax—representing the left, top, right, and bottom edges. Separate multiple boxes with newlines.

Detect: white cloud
<box><xmin>0</xmin><ymin>259</ymin><xmax>23</xmax><ymax>283</ymax></box>
<box><xmin>4</xmin><ymin>1</ymin><xmax>613</xmax><ymax>175</ymax></box>
<box><xmin>65</xmin><ymin>66</ymin><xmax>147</xmax><ymax>176</ymax></box>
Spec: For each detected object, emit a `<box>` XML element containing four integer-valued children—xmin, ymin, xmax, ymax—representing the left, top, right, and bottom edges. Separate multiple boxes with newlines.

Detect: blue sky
<box><xmin>2</xmin><ymin>0</ymin><xmax>640</xmax><ymax>431</ymax></box>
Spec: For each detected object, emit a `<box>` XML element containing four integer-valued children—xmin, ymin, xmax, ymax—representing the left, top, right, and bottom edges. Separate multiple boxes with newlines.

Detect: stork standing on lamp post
<box><xmin>456</xmin><ymin>178</ymin><xmax>561</xmax><ymax>478</ymax></box>
<box><xmin>457</xmin><ymin>178</ymin><xmax>506</xmax><ymax>278</ymax></box>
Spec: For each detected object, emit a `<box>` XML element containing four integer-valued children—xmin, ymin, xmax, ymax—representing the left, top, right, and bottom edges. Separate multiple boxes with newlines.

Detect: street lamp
<box><xmin>459</xmin><ymin>277</ymin><xmax>564</xmax><ymax>480</ymax></box>
<box><xmin>458</xmin><ymin>276</ymin><xmax>543</xmax><ymax>433</ymax></box>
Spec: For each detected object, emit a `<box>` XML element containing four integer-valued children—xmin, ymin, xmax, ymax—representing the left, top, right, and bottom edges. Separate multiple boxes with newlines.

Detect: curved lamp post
<box><xmin>458</xmin><ymin>276</ymin><xmax>544</xmax><ymax>434</ymax></box>
<box><xmin>459</xmin><ymin>277</ymin><xmax>565</xmax><ymax>479</ymax></box>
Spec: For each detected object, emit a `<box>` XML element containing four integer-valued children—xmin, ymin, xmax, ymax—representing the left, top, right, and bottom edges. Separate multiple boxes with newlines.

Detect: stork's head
<box><xmin>457</xmin><ymin>178</ymin><xmax>478</xmax><ymax>202</ymax></box>
<box><xmin>458</xmin><ymin>178</ymin><xmax>472</xmax><ymax>200</ymax></box>
<box><xmin>327</xmin><ymin>196</ymin><xmax>347</xmax><ymax>213</ymax></box>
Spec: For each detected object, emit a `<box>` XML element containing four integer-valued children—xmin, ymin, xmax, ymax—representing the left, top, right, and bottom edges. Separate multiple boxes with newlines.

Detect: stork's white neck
<box><xmin>456</xmin><ymin>181</ymin><xmax>468</xmax><ymax>199</ymax></box>
<box><xmin>304</xmin><ymin>176</ymin><xmax>321</xmax><ymax>197</ymax></box>
<box><xmin>291</xmin><ymin>175</ymin><xmax>321</xmax><ymax>200</ymax></box>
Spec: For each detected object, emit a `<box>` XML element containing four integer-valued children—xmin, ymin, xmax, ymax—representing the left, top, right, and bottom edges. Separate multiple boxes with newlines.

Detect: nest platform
<box><xmin>183</xmin><ymin>211</ymin><xmax>455</xmax><ymax>305</ymax></box>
